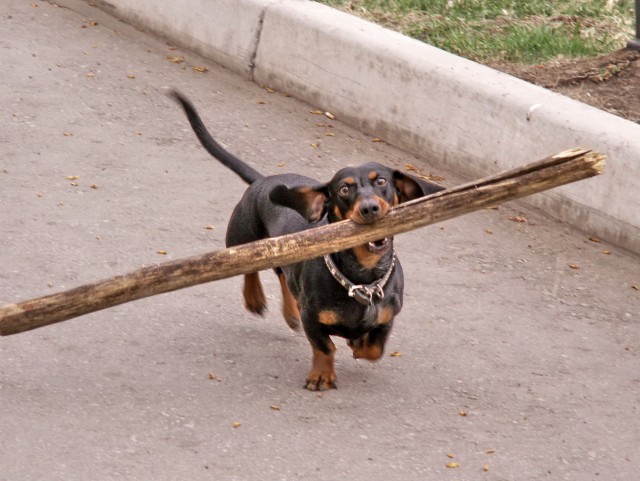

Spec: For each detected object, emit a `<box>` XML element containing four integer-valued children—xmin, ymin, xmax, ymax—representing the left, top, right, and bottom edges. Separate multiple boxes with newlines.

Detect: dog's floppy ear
<box><xmin>393</xmin><ymin>170</ymin><xmax>445</xmax><ymax>203</ymax></box>
<box><xmin>269</xmin><ymin>184</ymin><xmax>330</xmax><ymax>223</ymax></box>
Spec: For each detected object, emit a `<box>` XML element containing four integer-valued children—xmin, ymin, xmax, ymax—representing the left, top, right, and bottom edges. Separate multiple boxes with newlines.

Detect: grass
<box><xmin>315</xmin><ymin>0</ymin><xmax>635</xmax><ymax>64</ymax></box>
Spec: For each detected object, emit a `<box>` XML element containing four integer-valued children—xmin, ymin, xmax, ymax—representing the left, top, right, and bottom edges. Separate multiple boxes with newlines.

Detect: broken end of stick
<box><xmin>586</xmin><ymin>151</ymin><xmax>606</xmax><ymax>176</ymax></box>
<box><xmin>553</xmin><ymin>147</ymin><xmax>592</xmax><ymax>159</ymax></box>
<box><xmin>0</xmin><ymin>303</ymin><xmax>25</xmax><ymax>336</ymax></box>
<box><xmin>553</xmin><ymin>147</ymin><xmax>606</xmax><ymax>176</ymax></box>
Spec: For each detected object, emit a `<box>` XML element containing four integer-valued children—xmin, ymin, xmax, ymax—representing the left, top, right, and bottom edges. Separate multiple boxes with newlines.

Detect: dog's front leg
<box><xmin>347</xmin><ymin>323</ymin><xmax>391</xmax><ymax>361</ymax></box>
<box><xmin>304</xmin><ymin>333</ymin><xmax>337</xmax><ymax>391</ymax></box>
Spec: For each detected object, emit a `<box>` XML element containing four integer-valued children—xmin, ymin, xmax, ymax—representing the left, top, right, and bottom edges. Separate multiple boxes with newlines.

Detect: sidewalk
<box><xmin>0</xmin><ymin>1</ymin><xmax>638</xmax><ymax>480</ymax></box>
<box><xmin>90</xmin><ymin>0</ymin><xmax>640</xmax><ymax>254</ymax></box>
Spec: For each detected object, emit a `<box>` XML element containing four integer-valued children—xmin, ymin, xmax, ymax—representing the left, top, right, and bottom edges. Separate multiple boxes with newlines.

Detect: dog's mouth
<box><xmin>367</xmin><ymin>237</ymin><xmax>390</xmax><ymax>254</ymax></box>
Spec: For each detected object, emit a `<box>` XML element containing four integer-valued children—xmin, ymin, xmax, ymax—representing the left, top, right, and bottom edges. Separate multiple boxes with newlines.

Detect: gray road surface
<box><xmin>1</xmin><ymin>1</ymin><xmax>638</xmax><ymax>480</ymax></box>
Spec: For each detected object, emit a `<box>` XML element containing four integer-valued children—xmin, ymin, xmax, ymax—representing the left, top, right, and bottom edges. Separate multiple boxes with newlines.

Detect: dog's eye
<box><xmin>338</xmin><ymin>185</ymin><xmax>350</xmax><ymax>196</ymax></box>
<box><xmin>375</xmin><ymin>177</ymin><xmax>388</xmax><ymax>187</ymax></box>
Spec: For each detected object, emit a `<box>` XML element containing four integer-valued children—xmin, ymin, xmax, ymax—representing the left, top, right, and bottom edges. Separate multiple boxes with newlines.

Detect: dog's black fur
<box><xmin>172</xmin><ymin>91</ymin><xmax>445</xmax><ymax>390</ymax></box>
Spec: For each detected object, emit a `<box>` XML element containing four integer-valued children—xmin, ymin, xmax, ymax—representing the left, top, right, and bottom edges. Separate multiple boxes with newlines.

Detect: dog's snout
<box><xmin>360</xmin><ymin>199</ymin><xmax>380</xmax><ymax>216</ymax></box>
<box><xmin>358</xmin><ymin>198</ymin><xmax>382</xmax><ymax>222</ymax></box>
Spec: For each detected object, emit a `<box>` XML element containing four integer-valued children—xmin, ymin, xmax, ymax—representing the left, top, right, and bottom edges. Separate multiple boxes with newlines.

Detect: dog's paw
<box><xmin>304</xmin><ymin>369</ymin><xmax>337</xmax><ymax>391</ymax></box>
<box><xmin>244</xmin><ymin>292</ymin><xmax>267</xmax><ymax>315</ymax></box>
<box><xmin>284</xmin><ymin>314</ymin><xmax>301</xmax><ymax>331</ymax></box>
<box><xmin>282</xmin><ymin>298</ymin><xmax>301</xmax><ymax>330</ymax></box>
<box><xmin>245</xmin><ymin>299</ymin><xmax>267</xmax><ymax>316</ymax></box>
<box><xmin>348</xmin><ymin>336</ymin><xmax>383</xmax><ymax>361</ymax></box>
<box><xmin>278</xmin><ymin>273</ymin><xmax>301</xmax><ymax>330</ymax></box>
<box><xmin>243</xmin><ymin>272</ymin><xmax>267</xmax><ymax>316</ymax></box>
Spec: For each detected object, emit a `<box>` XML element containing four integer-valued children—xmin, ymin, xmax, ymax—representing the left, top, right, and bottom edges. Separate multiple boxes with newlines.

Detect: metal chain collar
<box><xmin>323</xmin><ymin>251</ymin><xmax>396</xmax><ymax>306</ymax></box>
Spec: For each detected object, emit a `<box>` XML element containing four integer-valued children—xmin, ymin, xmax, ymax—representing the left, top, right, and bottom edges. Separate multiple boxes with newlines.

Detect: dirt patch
<box><xmin>491</xmin><ymin>48</ymin><xmax>640</xmax><ymax>123</ymax></box>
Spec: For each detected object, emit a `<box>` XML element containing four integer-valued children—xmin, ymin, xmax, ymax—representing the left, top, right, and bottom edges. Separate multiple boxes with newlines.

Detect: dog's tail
<box><xmin>170</xmin><ymin>90</ymin><xmax>263</xmax><ymax>185</ymax></box>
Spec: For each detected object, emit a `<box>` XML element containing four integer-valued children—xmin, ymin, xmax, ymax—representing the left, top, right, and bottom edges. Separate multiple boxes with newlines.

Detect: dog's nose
<box><xmin>358</xmin><ymin>198</ymin><xmax>382</xmax><ymax>222</ymax></box>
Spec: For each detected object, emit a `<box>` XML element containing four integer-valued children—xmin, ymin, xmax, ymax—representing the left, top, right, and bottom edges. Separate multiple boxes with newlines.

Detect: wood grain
<box><xmin>0</xmin><ymin>148</ymin><xmax>605</xmax><ymax>336</ymax></box>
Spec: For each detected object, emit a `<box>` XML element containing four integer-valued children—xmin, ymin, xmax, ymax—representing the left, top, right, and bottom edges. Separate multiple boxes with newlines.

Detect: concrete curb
<box><xmin>90</xmin><ymin>0</ymin><xmax>275</xmax><ymax>78</ymax></box>
<box><xmin>87</xmin><ymin>0</ymin><xmax>640</xmax><ymax>254</ymax></box>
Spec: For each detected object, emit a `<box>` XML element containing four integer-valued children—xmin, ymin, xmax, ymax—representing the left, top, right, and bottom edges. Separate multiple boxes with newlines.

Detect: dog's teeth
<box><xmin>367</xmin><ymin>238</ymin><xmax>389</xmax><ymax>252</ymax></box>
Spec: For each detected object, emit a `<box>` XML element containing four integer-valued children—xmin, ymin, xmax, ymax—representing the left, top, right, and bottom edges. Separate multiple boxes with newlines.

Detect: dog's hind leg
<box><xmin>243</xmin><ymin>272</ymin><xmax>266</xmax><ymax>315</ymax></box>
<box><xmin>278</xmin><ymin>272</ymin><xmax>301</xmax><ymax>330</ymax></box>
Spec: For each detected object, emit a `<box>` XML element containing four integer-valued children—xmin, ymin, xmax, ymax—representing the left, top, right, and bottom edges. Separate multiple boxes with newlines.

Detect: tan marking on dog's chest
<box><xmin>318</xmin><ymin>310</ymin><xmax>340</xmax><ymax>325</ymax></box>
<box><xmin>351</xmin><ymin>245</ymin><xmax>382</xmax><ymax>270</ymax></box>
<box><xmin>376</xmin><ymin>305</ymin><xmax>394</xmax><ymax>325</ymax></box>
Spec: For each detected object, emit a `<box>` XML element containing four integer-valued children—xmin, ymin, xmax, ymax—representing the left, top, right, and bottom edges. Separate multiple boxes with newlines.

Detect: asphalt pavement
<box><xmin>1</xmin><ymin>1</ymin><xmax>639</xmax><ymax>480</ymax></box>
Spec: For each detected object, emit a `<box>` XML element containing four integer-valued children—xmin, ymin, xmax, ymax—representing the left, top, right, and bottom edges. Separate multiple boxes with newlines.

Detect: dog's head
<box><xmin>270</xmin><ymin>162</ymin><xmax>444</xmax><ymax>265</ymax></box>
<box><xmin>269</xmin><ymin>162</ymin><xmax>444</xmax><ymax>225</ymax></box>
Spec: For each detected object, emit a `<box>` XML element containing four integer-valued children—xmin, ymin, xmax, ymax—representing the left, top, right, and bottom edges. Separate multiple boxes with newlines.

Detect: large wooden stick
<box><xmin>0</xmin><ymin>148</ymin><xmax>605</xmax><ymax>336</ymax></box>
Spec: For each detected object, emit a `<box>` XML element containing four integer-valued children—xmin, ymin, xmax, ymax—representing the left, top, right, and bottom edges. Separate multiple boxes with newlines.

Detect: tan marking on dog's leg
<box><xmin>278</xmin><ymin>273</ymin><xmax>301</xmax><ymax>330</ymax></box>
<box><xmin>305</xmin><ymin>340</ymin><xmax>337</xmax><ymax>391</ymax></box>
<box><xmin>356</xmin><ymin>342</ymin><xmax>383</xmax><ymax>361</ymax></box>
<box><xmin>243</xmin><ymin>272</ymin><xmax>266</xmax><ymax>315</ymax></box>
<box><xmin>348</xmin><ymin>334</ymin><xmax>384</xmax><ymax>361</ymax></box>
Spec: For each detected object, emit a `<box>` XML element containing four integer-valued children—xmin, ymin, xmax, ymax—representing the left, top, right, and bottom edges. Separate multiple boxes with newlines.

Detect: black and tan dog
<box><xmin>172</xmin><ymin>91</ymin><xmax>444</xmax><ymax>391</ymax></box>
